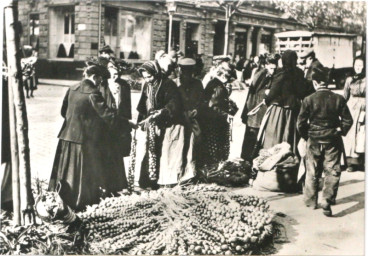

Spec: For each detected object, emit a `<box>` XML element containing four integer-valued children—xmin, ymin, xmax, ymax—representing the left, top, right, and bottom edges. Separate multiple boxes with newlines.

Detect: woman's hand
<box><xmin>129</xmin><ymin>120</ymin><xmax>139</xmax><ymax>130</ymax></box>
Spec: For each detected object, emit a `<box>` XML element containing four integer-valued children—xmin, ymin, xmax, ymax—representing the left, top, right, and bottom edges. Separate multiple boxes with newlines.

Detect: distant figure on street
<box><xmin>256</xmin><ymin>50</ymin><xmax>307</xmax><ymax>155</ymax></box>
<box><xmin>240</xmin><ymin>54</ymin><xmax>278</xmax><ymax>162</ymax></box>
<box><xmin>299</xmin><ymin>49</ymin><xmax>323</xmax><ymax>96</ymax></box>
<box><xmin>343</xmin><ymin>56</ymin><xmax>366</xmax><ymax>172</ymax></box>
<box><xmin>297</xmin><ymin>67</ymin><xmax>353</xmax><ymax>217</ymax></box>
<box><xmin>99</xmin><ymin>45</ymin><xmax>115</xmax><ymax>60</ymax></box>
<box><xmin>202</xmin><ymin>55</ymin><xmax>231</xmax><ymax>89</ymax></box>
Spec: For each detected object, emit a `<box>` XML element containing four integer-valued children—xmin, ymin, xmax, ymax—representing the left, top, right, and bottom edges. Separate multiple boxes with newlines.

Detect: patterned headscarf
<box><xmin>138</xmin><ymin>61</ymin><xmax>162</xmax><ymax>111</ymax></box>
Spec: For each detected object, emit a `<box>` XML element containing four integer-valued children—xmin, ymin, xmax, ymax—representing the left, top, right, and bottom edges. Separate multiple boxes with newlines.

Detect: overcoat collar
<box><xmin>76</xmin><ymin>79</ymin><xmax>99</xmax><ymax>94</ymax></box>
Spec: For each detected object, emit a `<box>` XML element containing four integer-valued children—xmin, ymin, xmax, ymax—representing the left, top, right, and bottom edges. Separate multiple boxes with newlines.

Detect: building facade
<box><xmin>18</xmin><ymin>0</ymin><xmax>305</xmax><ymax>79</ymax></box>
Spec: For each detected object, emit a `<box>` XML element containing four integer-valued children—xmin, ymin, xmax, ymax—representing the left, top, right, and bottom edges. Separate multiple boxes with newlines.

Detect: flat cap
<box><xmin>311</xmin><ymin>66</ymin><xmax>330</xmax><ymax>84</ymax></box>
<box><xmin>99</xmin><ymin>45</ymin><xmax>114</xmax><ymax>54</ymax></box>
<box><xmin>178</xmin><ymin>58</ymin><xmax>196</xmax><ymax>66</ymax></box>
<box><xmin>299</xmin><ymin>49</ymin><xmax>315</xmax><ymax>59</ymax></box>
<box><xmin>213</xmin><ymin>55</ymin><xmax>231</xmax><ymax>62</ymax></box>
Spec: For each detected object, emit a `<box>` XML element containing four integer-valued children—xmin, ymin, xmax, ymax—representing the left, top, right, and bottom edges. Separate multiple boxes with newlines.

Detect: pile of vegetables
<box><xmin>197</xmin><ymin>158</ymin><xmax>252</xmax><ymax>187</ymax></box>
<box><xmin>78</xmin><ymin>184</ymin><xmax>274</xmax><ymax>255</ymax></box>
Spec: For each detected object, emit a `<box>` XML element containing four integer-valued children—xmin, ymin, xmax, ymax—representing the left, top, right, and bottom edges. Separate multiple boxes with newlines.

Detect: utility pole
<box><xmin>166</xmin><ymin>1</ymin><xmax>177</xmax><ymax>52</ymax></box>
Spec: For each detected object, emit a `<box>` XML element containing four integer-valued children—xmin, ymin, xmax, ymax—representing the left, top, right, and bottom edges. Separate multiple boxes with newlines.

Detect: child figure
<box><xmin>297</xmin><ymin>67</ymin><xmax>353</xmax><ymax>217</ymax></box>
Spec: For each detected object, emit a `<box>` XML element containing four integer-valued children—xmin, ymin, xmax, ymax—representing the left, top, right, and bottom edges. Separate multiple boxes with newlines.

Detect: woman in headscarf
<box><xmin>199</xmin><ymin>62</ymin><xmax>238</xmax><ymax>167</ymax></box>
<box><xmin>136</xmin><ymin>60</ymin><xmax>183</xmax><ymax>189</ymax></box>
<box><xmin>343</xmin><ymin>56</ymin><xmax>366</xmax><ymax>172</ymax></box>
<box><xmin>257</xmin><ymin>50</ymin><xmax>307</xmax><ymax>154</ymax></box>
<box><xmin>49</xmin><ymin>62</ymin><xmax>129</xmax><ymax>211</ymax></box>
<box><xmin>241</xmin><ymin>54</ymin><xmax>278</xmax><ymax>162</ymax></box>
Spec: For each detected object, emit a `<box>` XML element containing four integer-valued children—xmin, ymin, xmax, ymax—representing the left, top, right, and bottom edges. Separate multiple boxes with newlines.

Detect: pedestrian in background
<box><xmin>343</xmin><ymin>56</ymin><xmax>366</xmax><ymax>172</ymax></box>
<box><xmin>49</xmin><ymin>62</ymin><xmax>128</xmax><ymax>211</ymax></box>
<box><xmin>297</xmin><ymin>67</ymin><xmax>353</xmax><ymax>216</ymax></box>
<box><xmin>257</xmin><ymin>50</ymin><xmax>306</xmax><ymax>155</ymax></box>
<box><xmin>240</xmin><ymin>54</ymin><xmax>278</xmax><ymax>162</ymax></box>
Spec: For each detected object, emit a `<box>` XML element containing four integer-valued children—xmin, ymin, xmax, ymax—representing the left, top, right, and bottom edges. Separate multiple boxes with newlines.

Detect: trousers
<box><xmin>304</xmin><ymin>138</ymin><xmax>342</xmax><ymax>208</ymax></box>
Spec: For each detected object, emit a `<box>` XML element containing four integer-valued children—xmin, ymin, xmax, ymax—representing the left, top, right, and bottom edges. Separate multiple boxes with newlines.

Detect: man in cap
<box><xmin>202</xmin><ymin>55</ymin><xmax>231</xmax><ymax>89</ymax></box>
<box><xmin>300</xmin><ymin>49</ymin><xmax>324</xmax><ymax>81</ymax></box>
<box><xmin>297</xmin><ymin>66</ymin><xmax>353</xmax><ymax>217</ymax></box>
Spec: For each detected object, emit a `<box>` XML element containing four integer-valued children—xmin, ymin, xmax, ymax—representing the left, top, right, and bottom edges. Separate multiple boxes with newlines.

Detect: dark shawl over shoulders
<box><xmin>137</xmin><ymin>78</ymin><xmax>183</xmax><ymax>127</ymax></box>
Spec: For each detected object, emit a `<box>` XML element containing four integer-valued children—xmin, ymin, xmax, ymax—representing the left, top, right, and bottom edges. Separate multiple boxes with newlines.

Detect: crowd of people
<box><xmin>46</xmin><ymin>44</ymin><xmax>365</xmax><ymax>217</ymax></box>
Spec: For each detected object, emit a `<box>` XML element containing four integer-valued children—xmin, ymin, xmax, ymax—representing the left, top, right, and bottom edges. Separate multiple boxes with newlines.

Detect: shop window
<box><xmin>49</xmin><ymin>6</ymin><xmax>75</xmax><ymax>59</ymax></box>
<box><xmin>104</xmin><ymin>7</ymin><xmax>118</xmax><ymax>53</ymax></box>
<box><xmin>119</xmin><ymin>14</ymin><xmax>152</xmax><ymax>60</ymax></box>
<box><xmin>29</xmin><ymin>14</ymin><xmax>39</xmax><ymax>51</ymax></box>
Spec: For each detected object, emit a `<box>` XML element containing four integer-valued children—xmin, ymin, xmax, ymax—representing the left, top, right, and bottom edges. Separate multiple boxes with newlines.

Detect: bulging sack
<box><xmin>253</xmin><ymin>165</ymin><xmax>299</xmax><ymax>192</ymax></box>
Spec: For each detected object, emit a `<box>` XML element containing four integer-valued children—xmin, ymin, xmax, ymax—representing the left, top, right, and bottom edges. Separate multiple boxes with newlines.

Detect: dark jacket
<box><xmin>264</xmin><ymin>67</ymin><xmax>307</xmax><ymax>110</ymax></box>
<box><xmin>241</xmin><ymin>68</ymin><xmax>273</xmax><ymax>127</ymax></box>
<box><xmin>58</xmin><ymin>79</ymin><xmax>123</xmax><ymax>144</ymax></box>
<box><xmin>102</xmin><ymin>78</ymin><xmax>132</xmax><ymax>156</ymax></box>
<box><xmin>202</xmin><ymin>78</ymin><xmax>237</xmax><ymax>123</ymax></box>
<box><xmin>137</xmin><ymin>77</ymin><xmax>183</xmax><ymax>128</ymax></box>
<box><xmin>297</xmin><ymin>88</ymin><xmax>353</xmax><ymax>142</ymax></box>
<box><xmin>176</xmin><ymin>76</ymin><xmax>204</xmax><ymax>112</ymax></box>
<box><xmin>102</xmin><ymin>78</ymin><xmax>132</xmax><ymax>120</ymax></box>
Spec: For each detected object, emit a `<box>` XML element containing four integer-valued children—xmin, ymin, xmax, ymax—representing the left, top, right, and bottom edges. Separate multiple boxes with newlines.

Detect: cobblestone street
<box><xmin>26</xmin><ymin>84</ymin><xmax>364</xmax><ymax>255</ymax></box>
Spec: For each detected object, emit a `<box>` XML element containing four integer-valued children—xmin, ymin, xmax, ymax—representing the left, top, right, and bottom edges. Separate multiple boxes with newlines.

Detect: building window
<box><xmin>119</xmin><ymin>14</ymin><xmax>152</xmax><ymax>60</ymax></box>
<box><xmin>260</xmin><ymin>33</ymin><xmax>272</xmax><ymax>54</ymax></box>
<box><xmin>49</xmin><ymin>6</ymin><xmax>75</xmax><ymax>59</ymax></box>
<box><xmin>166</xmin><ymin>20</ymin><xmax>180</xmax><ymax>52</ymax></box>
<box><xmin>29</xmin><ymin>13</ymin><xmax>39</xmax><ymax>51</ymax></box>
<box><xmin>104</xmin><ymin>7</ymin><xmax>118</xmax><ymax>53</ymax></box>
<box><xmin>185</xmin><ymin>23</ymin><xmax>200</xmax><ymax>58</ymax></box>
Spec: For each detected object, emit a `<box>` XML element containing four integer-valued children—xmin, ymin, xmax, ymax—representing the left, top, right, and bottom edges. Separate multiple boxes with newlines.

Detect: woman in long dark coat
<box><xmin>49</xmin><ymin>64</ymin><xmax>128</xmax><ymax>211</ymax></box>
<box><xmin>241</xmin><ymin>55</ymin><xmax>278</xmax><ymax>162</ymax></box>
<box><xmin>200</xmin><ymin>62</ymin><xmax>238</xmax><ymax>167</ymax></box>
<box><xmin>258</xmin><ymin>50</ymin><xmax>308</xmax><ymax>154</ymax></box>
<box><xmin>136</xmin><ymin>61</ymin><xmax>183</xmax><ymax>189</ymax></box>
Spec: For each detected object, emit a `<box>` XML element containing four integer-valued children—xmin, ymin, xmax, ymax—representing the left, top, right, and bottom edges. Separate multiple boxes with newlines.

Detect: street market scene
<box><xmin>0</xmin><ymin>0</ymin><xmax>366</xmax><ymax>255</ymax></box>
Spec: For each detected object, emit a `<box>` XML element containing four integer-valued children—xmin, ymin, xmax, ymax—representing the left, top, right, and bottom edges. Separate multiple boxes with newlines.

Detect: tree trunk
<box><xmin>8</xmin><ymin>67</ymin><xmax>21</xmax><ymax>226</ymax></box>
<box><xmin>223</xmin><ymin>6</ymin><xmax>230</xmax><ymax>56</ymax></box>
<box><xmin>4</xmin><ymin>0</ymin><xmax>35</xmax><ymax>225</ymax></box>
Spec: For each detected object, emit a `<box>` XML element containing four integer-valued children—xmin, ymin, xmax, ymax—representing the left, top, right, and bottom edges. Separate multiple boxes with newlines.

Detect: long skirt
<box><xmin>343</xmin><ymin>96</ymin><xmax>365</xmax><ymax>159</ymax></box>
<box><xmin>49</xmin><ymin>140</ymin><xmax>125</xmax><ymax>211</ymax></box>
<box><xmin>158</xmin><ymin>125</ymin><xmax>197</xmax><ymax>185</ymax></box>
<box><xmin>241</xmin><ymin>126</ymin><xmax>259</xmax><ymax>161</ymax></box>
<box><xmin>200</xmin><ymin>121</ymin><xmax>230</xmax><ymax>167</ymax></box>
<box><xmin>258</xmin><ymin>105</ymin><xmax>298</xmax><ymax>154</ymax></box>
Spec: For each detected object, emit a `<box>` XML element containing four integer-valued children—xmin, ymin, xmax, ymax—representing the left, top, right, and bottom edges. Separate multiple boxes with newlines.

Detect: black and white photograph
<box><xmin>0</xmin><ymin>0</ymin><xmax>366</xmax><ymax>255</ymax></box>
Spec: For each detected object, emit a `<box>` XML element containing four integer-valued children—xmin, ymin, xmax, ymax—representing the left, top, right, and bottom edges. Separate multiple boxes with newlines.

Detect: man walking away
<box><xmin>297</xmin><ymin>67</ymin><xmax>353</xmax><ymax>217</ymax></box>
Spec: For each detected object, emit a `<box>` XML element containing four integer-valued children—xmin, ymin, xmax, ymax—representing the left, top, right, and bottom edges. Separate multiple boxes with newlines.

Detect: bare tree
<box><xmin>216</xmin><ymin>0</ymin><xmax>245</xmax><ymax>55</ymax></box>
<box><xmin>4</xmin><ymin>0</ymin><xmax>35</xmax><ymax>225</ymax></box>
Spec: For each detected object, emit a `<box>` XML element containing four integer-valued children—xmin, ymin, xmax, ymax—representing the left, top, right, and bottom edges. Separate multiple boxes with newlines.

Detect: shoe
<box><xmin>322</xmin><ymin>205</ymin><xmax>332</xmax><ymax>217</ymax></box>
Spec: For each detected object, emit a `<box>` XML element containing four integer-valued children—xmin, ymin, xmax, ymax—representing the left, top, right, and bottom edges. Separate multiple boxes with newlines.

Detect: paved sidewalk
<box><xmin>38</xmin><ymin>78</ymin><xmax>79</xmax><ymax>87</ymax></box>
<box><xmin>26</xmin><ymin>85</ymin><xmax>365</xmax><ymax>255</ymax></box>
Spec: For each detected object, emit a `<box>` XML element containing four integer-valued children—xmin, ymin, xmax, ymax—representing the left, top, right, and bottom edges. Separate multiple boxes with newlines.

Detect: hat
<box><xmin>213</xmin><ymin>55</ymin><xmax>231</xmax><ymax>62</ymax></box>
<box><xmin>299</xmin><ymin>49</ymin><xmax>315</xmax><ymax>59</ymax></box>
<box><xmin>85</xmin><ymin>57</ymin><xmax>110</xmax><ymax>78</ymax></box>
<box><xmin>99</xmin><ymin>45</ymin><xmax>114</xmax><ymax>54</ymax></box>
<box><xmin>178</xmin><ymin>58</ymin><xmax>196</xmax><ymax>66</ymax></box>
<box><xmin>311</xmin><ymin>67</ymin><xmax>330</xmax><ymax>84</ymax></box>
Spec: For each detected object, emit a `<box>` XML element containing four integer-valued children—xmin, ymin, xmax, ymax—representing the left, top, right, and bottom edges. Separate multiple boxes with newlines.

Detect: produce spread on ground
<box><xmin>0</xmin><ymin>184</ymin><xmax>278</xmax><ymax>255</ymax></box>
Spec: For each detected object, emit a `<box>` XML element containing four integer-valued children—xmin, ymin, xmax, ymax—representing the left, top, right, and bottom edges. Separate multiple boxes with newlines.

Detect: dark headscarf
<box><xmin>281</xmin><ymin>50</ymin><xmax>298</xmax><ymax>72</ymax></box>
<box><xmin>138</xmin><ymin>61</ymin><xmax>160</xmax><ymax>78</ymax></box>
<box><xmin>352</xmin><ymin>56</ymin><xmax>365</xmax><ymax>82</ymax></box>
